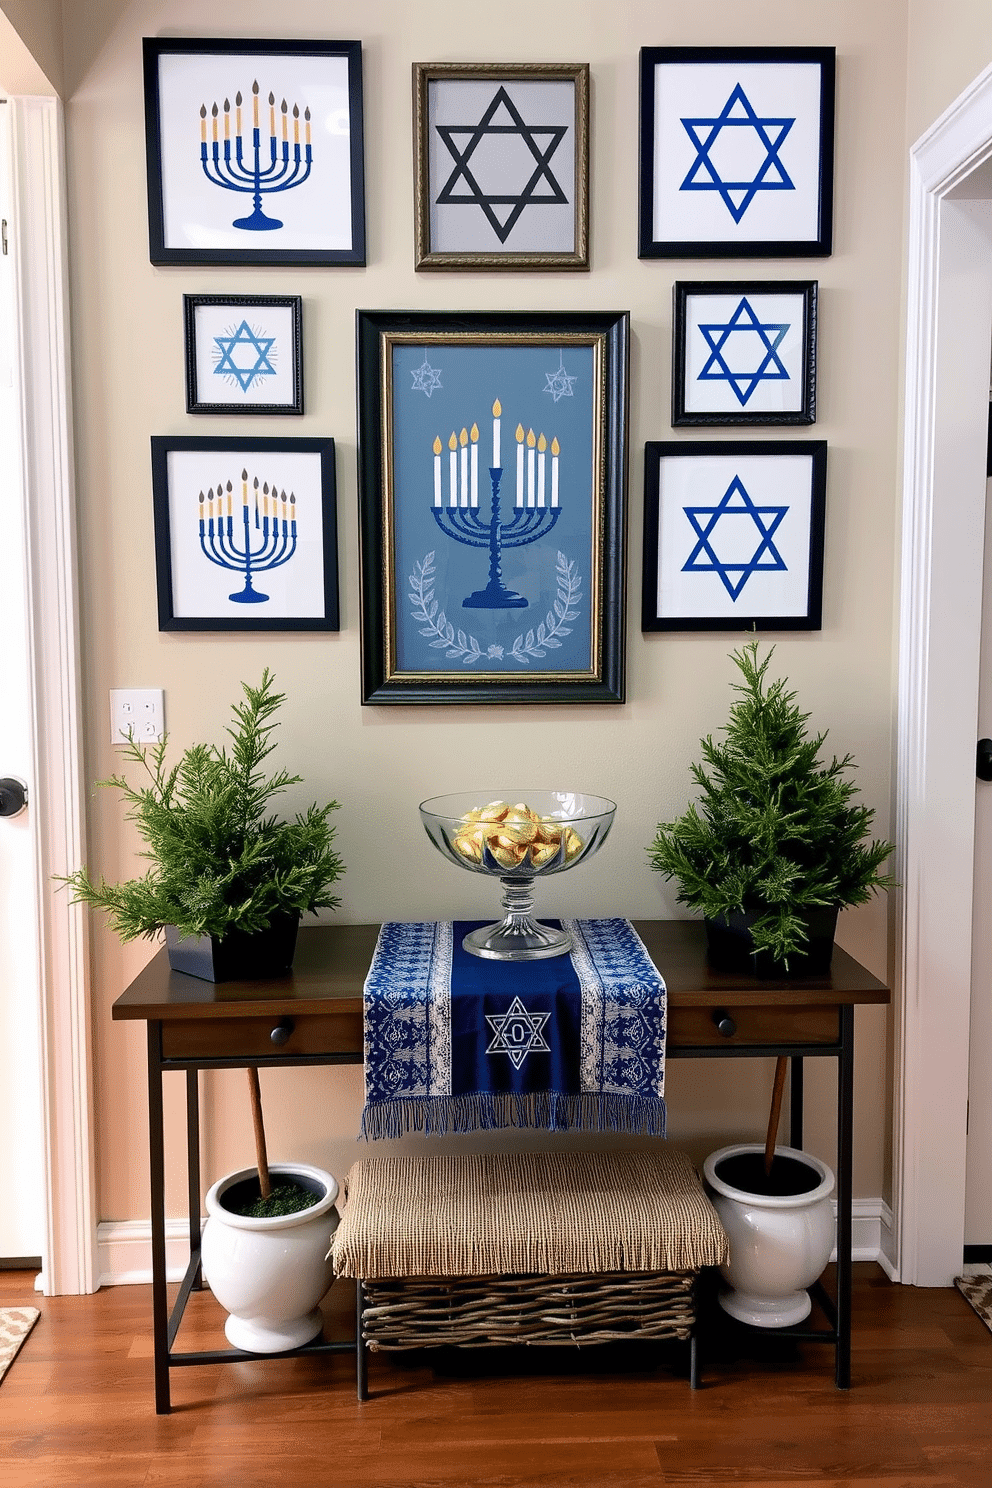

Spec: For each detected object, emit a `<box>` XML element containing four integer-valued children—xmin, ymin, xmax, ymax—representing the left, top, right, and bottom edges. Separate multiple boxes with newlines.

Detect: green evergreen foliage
<box><xmin>60</xmin><ymin>670</ymin><xmax>344</xmax><ymax>941</ymax></box>
<box><xmin>648</xmin><ymin>643</ymin><xmax>894</xmax><ymax>966</ymax></box>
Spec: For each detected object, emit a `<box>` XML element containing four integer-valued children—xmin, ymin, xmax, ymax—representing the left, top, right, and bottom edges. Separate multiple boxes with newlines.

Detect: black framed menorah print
<box><xmin>150</xmin><ymin>436</ymin><xmax>339</xmax><ymax>631</ymax></box>
<box><xmin>142</xmin><ymin>38</ymin><xmax>366</xmax><ymax>266</ymax></box>
<box><xmin>413</xmin><ymin>63</ymin><xmax>590</xmax><ymax>270</ymax></box>
<box><xmin>356</xmin><ymin>310</ymin><xmax>629</xmax><ymax>704</ymax></box>
<box><xmin>638</xmin><ymin>47</ymin><xmax>834</xmax><ymax>258</ymax></box>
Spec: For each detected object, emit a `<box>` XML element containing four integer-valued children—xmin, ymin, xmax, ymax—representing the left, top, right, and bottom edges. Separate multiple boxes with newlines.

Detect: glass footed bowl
<box><xmin>419</xmin><ymin>790</ymin><xmax>616</xmax><ymax>961</ymax></box>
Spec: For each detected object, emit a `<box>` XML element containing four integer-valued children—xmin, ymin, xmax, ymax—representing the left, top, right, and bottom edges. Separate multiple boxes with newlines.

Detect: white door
<box><xmin>967</xmin><ymin>440</ymin><xmax>992</xmax><ymax>1254</ymax></box>
<box><xmin>0</xmin><ymin>95</ymin><xmax>45</xmax><ymax>1264</ymax></box>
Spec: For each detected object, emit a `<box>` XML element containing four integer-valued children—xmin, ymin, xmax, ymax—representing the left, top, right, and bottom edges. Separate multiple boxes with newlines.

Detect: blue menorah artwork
<box><xmin>199</xmin><ymin>80</ymin><xmax>312</xmax><ymax>232</ymax></box>
<box><xmin>198</xmin><ymin>469</ymin><xmax>297</xmax><ymax>603</ymax></box>
<box><xmin>429</xmin><ymin>401</ymin><xmax>563</xmax><ymax>609</ymax></box>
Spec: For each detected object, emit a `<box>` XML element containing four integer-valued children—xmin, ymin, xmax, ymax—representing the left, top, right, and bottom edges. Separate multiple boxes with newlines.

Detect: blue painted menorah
<box><xmin>430</xmin><ymin>403</ymin><xmax>562</xmax><ymax>610</ymax></box>
<box><xmin>199</xmin><ymin>471</ymin><xmax>297</xmax><ymax>603</ymax></box>
<box><xmin>200</xmin><ymin>80</ymin><xmax>312</xmax><ymax>232</ymax></box>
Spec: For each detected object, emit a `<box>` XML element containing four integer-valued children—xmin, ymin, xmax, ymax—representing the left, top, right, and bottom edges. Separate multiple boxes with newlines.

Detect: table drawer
<box><xmin>667</xmin><ymin>1004</ymin><xmax>840</xmax><ymax>1049</ymax></box>
<box><xmin>159</xmin><ymin>1011</ymin><xmax>363</xmax><ymax>1061</ymax></box>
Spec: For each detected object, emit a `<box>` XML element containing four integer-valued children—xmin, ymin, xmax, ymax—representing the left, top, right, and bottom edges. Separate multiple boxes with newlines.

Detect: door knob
<box><xmin>978</xmin><ymin>739</ymin><xmax>992</xmax><ymax>781</ymax></box>
<box><xmin>0</xmin><ymin>778</ymin><xmax>27</xmax><ymax>817</ymax></box>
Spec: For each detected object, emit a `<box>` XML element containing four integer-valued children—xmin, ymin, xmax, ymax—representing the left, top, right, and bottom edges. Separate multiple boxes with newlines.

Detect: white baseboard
<box><xmin>97</xmin><ymin>1218</ymin><xmax>204</xmax><ymax>1287</ymax></box>
<box><xmin>97</xmin><ymin>1199</ymin><xmax>899</xmax><ymax>1288</ymax></box>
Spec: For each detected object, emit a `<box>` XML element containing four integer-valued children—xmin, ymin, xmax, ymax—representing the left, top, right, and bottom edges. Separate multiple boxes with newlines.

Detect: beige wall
<box><xmin>907</xmin><ymin>0</ymin><xmax>992</xmax><ymax>144</ymax></box>
<box><xmin>61</xmin><ymin>0</ymin><xmax>907</xmax><ymax>1224</ymax></box>
<box><xmin>0</xmin><ymin>1</ymin><xmax>61</xmax><ymax>94</ymax></box>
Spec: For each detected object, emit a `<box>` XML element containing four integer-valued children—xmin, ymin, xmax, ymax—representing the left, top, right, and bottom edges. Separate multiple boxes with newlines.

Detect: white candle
<box><xmin>515</xmin><ymin>424</ymin><xmax>525</xmax><ymax>508</ymax></box>
<box><xmin>537</xmin><ymin>433</ymin><xmax>547</xmax><ymax>509</ymax></box>
<box><xmin>448</xmin><ymin>432</ymin><xmax>458</xmax><ymax>507</ymax></box>
<box><xmin>492</xmin><ymin>398</ymin><xmax>501</xmax><ymax>469</ymax></box>
<box><xmin>551</xmin><ymin>437</ymin><xmax>560</xmax><ymax>508</ymax></box>
<box><xmin>470</xmin><ymin>423</ymin><xmax>479</xmax><ymax>508</ymax></box>
<box><xmin>526</xmin><ymin>429</ymin><xmax>536</xmax><ymax>508</ymax></box>
<box><xmin>433</xmin><ymin>435</ymin><xmax>442</xmax><ymax>507</ymax></box>
<box><xmin>459</xmin><ymin>428</ymin><xmax>469</xmax><ymax>507</ymax></box>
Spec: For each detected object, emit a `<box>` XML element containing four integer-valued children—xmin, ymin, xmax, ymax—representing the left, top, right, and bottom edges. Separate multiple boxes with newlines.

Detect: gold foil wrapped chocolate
<box><xmin>450</xmin><ymin>799</ymin><xmax>583</xmax><ymax>870</ymax></box>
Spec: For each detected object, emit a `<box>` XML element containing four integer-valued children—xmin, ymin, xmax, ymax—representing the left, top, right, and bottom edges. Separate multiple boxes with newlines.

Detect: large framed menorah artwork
<box><xmin>413</xmin><ymin>63</ymin><xmax>589</xmax><ymax>271</ymax></box>
<box><xmin>356</xmin><ymin>310</ymin><xmax>629</xmax><ymax>704</ymax></box>
<box><xmin>142</xmin><ymin>38</ymin><xmax>365</xmax><ymax>266</ymax></box>
<box><xmin>642</xmin><ymin>441</ymin><xmax>826</xmax><ymax>632</ymax></box>
<box><xmin>150</xmin><ymin>436</ymin><xmax>339</xmax><ymax>632</ymax></box>
<box><xmin>672</xmin><ymin>281</ymin><xmax>817</xmax><ymax>427</ymax></box>
<box><xmin>638</xmin><ymin>47</ymin><xmax>835</xmax><ymax>259</ymax></box>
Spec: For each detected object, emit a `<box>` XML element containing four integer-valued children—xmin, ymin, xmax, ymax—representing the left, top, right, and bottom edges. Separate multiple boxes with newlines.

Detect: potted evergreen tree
<box><xmin>62</xmin><ymin>672</ymin><xmax>345</xmax><ymax>1320</ymax></box>
<box><xmin>649</xmin><ymin>643</ymin><xmax>894</xmax><ymax>974</ymax></box>
<box><xmin>61</xmin><ymin>668</ymin><xmax>344</xmax><ymax>980</ymax></box>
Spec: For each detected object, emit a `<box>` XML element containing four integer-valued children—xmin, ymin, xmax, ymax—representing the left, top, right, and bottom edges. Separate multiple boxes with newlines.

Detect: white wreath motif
<box><xmin>408</xmin><ymin>550</ymin><xmax>582</xmax><ymax>666</ymax></box>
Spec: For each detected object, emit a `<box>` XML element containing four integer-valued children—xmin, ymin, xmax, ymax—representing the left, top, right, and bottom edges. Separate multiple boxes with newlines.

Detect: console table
<box><xmin>111</xmin><ymin>919</ymin><xmax>889</xmax><ymax>1413</ymax></box>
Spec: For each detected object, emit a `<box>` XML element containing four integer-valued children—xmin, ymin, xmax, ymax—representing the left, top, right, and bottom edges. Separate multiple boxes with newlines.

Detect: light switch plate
<box><xmin>110</xmin><ymin>689</ymin><xmax>165</xmax><ymax>745</ymax></box>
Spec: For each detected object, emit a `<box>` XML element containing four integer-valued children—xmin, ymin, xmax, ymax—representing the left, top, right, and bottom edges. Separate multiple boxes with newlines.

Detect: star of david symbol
<box><xmin>680</xmin><ymin>83</ymin><xmax>795</xmax><ymax>223</ymax></box>
<box><xmin>683</xmin><ymin>475</ymin><xmax>788</xmax><ymax>600</ymax></box>
<box><xmin>435</xmin><ymin>86</ymin><xmax>568</xmax><ymax>244</ymax></box>
<box><xmin>485</xmin><ymin>996</ymin><xmax>551</xmax><ymax>1070</ymax></box>
<box><xmin>212</xmin><ymin>321</ymin><xmax>277</xmax><ymax>392</ymax></box>
<box><xmin>544</xmin><ymin>351</ymin><xmax>577</xmax><ymax>403</ymax></box>
<box><xmin>410</xmin><ymin>357</ymin><xmax>443</xmax><ymax>397</ymax></box>
<box><xmin>697</xmin><ymin>297</ymin><xmax>791</xmax><ymax>406</ymax></box>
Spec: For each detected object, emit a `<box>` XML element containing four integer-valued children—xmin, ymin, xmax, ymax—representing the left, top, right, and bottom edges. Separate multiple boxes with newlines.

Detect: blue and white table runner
<box><xmin>362</xmin><ymin>918</ymin><xmax>666</xmax><ymax>1139</ymax></box>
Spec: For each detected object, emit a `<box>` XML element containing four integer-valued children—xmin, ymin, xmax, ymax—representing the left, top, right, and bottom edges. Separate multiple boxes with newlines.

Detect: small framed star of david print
<box><xmin>642</xmin><ymin>441</ymin><xmax>826</xmax><ymax>632</ymax></box>
<box><xmin>183</xmin><ymin>295</ymin><xmax>304</xmax><ymax>415</ymax></box>
<box><xmin>150</xmin><ymin>436</ymin><xmax>339</xmax><ymax>631</ymax></box>
<box><xmin>413</xmin><ymin>63</ymin><xmax>589</xmax><ymax>270</ymax></box>
<box><xmin>673</xmin><ymin>281</ymin><xmax>817</xmax><ymax>426</ymax></box>
<box><xmin>638</xmin><ymin>47</ymin><xmax>835</xmax><ymax>258</ymax></box>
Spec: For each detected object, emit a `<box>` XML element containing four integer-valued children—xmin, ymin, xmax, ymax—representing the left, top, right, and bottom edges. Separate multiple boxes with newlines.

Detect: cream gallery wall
<box><xmin>58</xmin><ymin>0</ymin><xmax>905</xmax><ymax>1242</ymax></box>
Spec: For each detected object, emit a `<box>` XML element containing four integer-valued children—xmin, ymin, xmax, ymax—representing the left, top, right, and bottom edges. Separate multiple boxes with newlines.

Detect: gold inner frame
<box><xmin>379</xmin><ymin>329</ymin><xmax>607</xmax><ymax>685</ymax></box>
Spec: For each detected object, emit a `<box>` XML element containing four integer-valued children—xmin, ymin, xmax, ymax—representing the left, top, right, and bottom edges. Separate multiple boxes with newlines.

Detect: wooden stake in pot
<box><xmin>246</xmin><ymin>1066</ymin><xmax>271</xmax><ymax>1199</ymax></box>
<box><xmin>764</xmin><ymin>1056</ymin><xmax>789</xmax><ymax>1176</ymax></box>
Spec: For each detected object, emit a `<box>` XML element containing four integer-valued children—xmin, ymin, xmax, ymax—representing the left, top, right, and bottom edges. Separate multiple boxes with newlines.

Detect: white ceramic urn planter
<box><xmin>201</xmin><ymin>1162</ymin><xmax>340</xmax><ymax>1354</ymax></box>
<box><xmin>702</xmin><ymin>1143</ymin><xmax>835</xmax><ymax>1329</ymax></box>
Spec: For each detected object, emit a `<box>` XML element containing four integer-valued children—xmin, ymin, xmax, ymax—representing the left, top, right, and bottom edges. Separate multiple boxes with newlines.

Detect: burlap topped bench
<box><xmin>330</xmin><ymin>1148</ymin><xmax>729</xmax><ymax>1397</ymax></box>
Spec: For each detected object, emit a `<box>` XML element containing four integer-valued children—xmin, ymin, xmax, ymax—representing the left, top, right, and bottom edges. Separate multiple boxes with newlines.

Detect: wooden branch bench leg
<box><xmin>356</xmin><ymin>1281</ymin><xmax>369</xmax><ymax>1402</ymax></box>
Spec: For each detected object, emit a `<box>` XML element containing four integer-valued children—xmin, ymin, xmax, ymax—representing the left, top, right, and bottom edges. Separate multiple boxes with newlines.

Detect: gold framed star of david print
<box><xmin>413</xmin><ymin>63</ymin><xmax>590</xmax><ymax>271</ymax></box>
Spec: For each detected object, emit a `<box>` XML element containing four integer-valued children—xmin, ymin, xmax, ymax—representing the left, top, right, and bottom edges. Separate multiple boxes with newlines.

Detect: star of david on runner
<box><xmin>683</xmin><ymin>475</ymin><xmax>788</xmax><ymax>600</ymax></box>
<box><xmin>410</xmin><ymin>357</ymin><xmax>443</xmax><ymax>397</ymax></box>
<box><xmin>435</xmin><ymin>86</ymin><xmax>568</xmax><ymax>244</ymax></box>
<box><xmin>680</xmin><ymin>83</ymin><xmax>795</xmax><ymax>223</ymax></box>
<box><xmin>485</xmin><ymin>996</ymin><xmax>551</xmax><ymax>1070</ymax></box>
<box><xmin>697</xmin><ymin>296</ymin><xmax>791</xmax><ymax>406</ymax></box>
<box><xmin>544</xmin><ymin>350</ymin><xmax>577</xmax><ymax>403</ymax></box>
<box><xmin>212</xmin><ymin>321</ymin><xmax>277</xmax><ymax>392</ymax></box>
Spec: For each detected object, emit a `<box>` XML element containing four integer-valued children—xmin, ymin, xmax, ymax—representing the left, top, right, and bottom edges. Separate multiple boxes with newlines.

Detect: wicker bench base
<box><xmin>360</xmin><ymin>1269</ymin><xmax>696</xmax><ymax>1351</ymax></box>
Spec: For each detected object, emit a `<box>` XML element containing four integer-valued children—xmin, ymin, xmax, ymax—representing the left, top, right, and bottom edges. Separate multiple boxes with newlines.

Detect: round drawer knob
<box><xmin>712</xmin><ymin>1009</ymin><xmax>737</xmax><ymax>1038</ymax></box>
<box><xmin>270</xmin><ymin>1018</ymin><xmax>295</xmax><ymax>1046</ymax></box>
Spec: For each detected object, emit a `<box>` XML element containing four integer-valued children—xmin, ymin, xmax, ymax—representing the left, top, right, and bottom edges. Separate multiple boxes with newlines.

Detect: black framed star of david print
<box><xmin>183</xmin><ymin>295</ymin><xmax>304</xmax><ymax>415</ymax></box>
<box><xmin>638</xmin><ymin>47</ymin><xmax>834</xmax><ymax>258</ymax></box>
<box><xmin>673</xmin><ymin>281</ymin><xmax>817</xmax><ymax>426</ymax></box>
<box><xmin>413</xmin><ymin>63</ymin><xmax>589</xmax><ymax>270</ymax></box>
<box><xmin>642</xmin><ymin>440</ymin><xmax>826</xmax><ymax>632</ymax></box>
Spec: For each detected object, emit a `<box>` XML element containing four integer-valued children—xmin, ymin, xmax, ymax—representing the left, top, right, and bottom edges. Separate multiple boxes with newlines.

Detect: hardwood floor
<box><xmin>1</xmin><ymin>1265</ymin><xmax>989</xmax><ymax>1487</ymax></box>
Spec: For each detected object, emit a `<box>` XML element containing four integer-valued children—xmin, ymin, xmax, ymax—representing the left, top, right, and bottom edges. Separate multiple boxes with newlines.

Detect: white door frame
<box><xmin>4</xmin><ymin>94</ymin><xmax>96</xmax><ymax>1295</ymax></box>
<box><xmin>896</xmin><ymin>62</ymin><xmax>992</xmax><ymax>1286</ymax></box>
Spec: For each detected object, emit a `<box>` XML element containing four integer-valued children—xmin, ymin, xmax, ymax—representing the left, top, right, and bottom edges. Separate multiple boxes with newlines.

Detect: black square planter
<box><xmin>165</xmin><ymin>912</ymin><xmax>300</xmax><ymax>982</ymax></box>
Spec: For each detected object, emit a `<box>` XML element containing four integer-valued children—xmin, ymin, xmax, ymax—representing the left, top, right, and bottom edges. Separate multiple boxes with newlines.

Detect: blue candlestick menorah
<box><xmin>199</xmin><ymin>472</ymin><xmax>297</xmax><ymax>604</ymax></box>
<box><xmin>200</xmin><ymin>80</ymin><xmax>312</xmax><ymax>232</ymax></box>
<box><xmin>430</xmin><ymin>406</ymin><xmax>562</xmax><ymax>610</ymax></box>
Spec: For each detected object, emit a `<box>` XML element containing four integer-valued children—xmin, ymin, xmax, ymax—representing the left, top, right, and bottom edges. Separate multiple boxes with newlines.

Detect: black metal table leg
<box><xmin>789</xmin><ymin>1056</ymin><xmax>804</xmax><ymax>1150</ymax></box>
<box><xmin>356</xmin><ymin>1281</ymin><xmax>368</xmax><ymax>1401</ymax></box>
<box><xmin>147</xmin><ymin>1022</ymin><xmax>171</xmax><ymax>1415</ymax></box>
<box><xmin>835</xmin><ymin>1005</ymin><xmax>854</xmax><ymax>1388</ymax></box>
<box><xmin>186</xmin><ymin>1069</ymin><xmax>202</xmax><ymax>1289</ymax></box>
